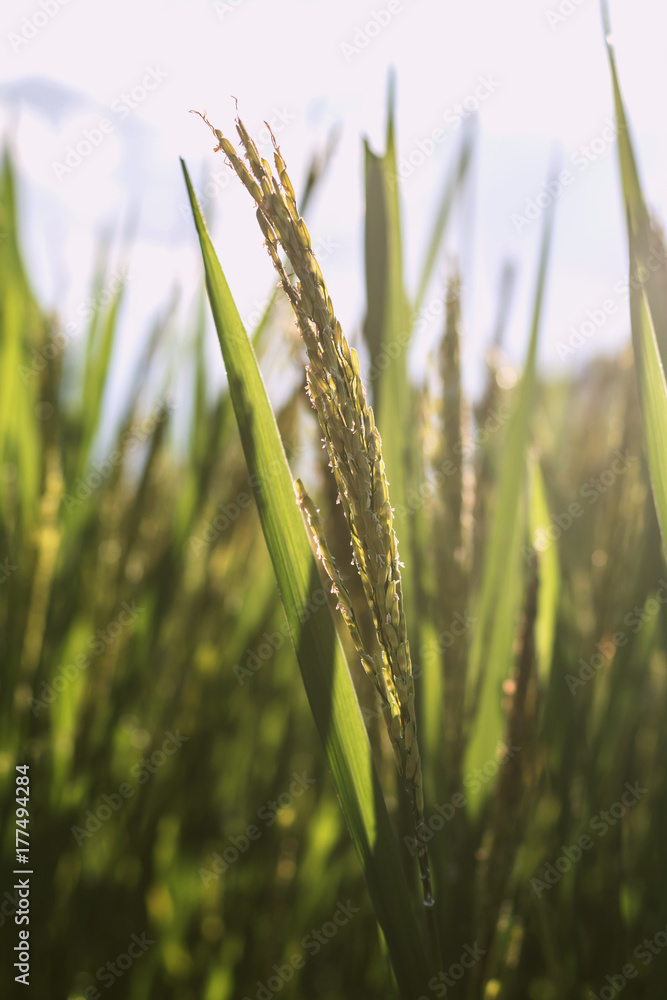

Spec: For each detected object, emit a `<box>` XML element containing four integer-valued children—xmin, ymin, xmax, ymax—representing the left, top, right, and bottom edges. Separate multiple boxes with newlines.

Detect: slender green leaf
<box><xmin>181</xmin><ymin>158</ymin><xmax>431</xmax><ymax>997</ymax></box>
<box><xmin>603</xmin><ymin>7</ymin><xmax>667</xmax><ymax>546</ymax></box>
<box><xmin>363</xmin><ymin>87</ymin><xmax>416</xmax><ymax>618</ymax></box>
<box><xmin>602</xmin><ymin>2</ymin><xmax>649</xmax><ymax>253</ymax></box>
<box><xmin>414</xmin><ymin>127</ymin><xmax>474</xmax><ymax>316</ymax></box>
<box><xmin>0</xmin><ymin>155</ymin><xmax>42</xmax><ymax>527</ymax></box>
<box><xmin>629</xmin><ymin>284</ymin><xmax>667</xmax><ymax>547</ymax></box>
<box><xmin>362</xmin><ymin>141</ymin><xmax>388</xmax><ymax>384</ymax></box>
<box><xmin>464</xmin><ymin>210</ymin><xmax>553</xmax><ymax>813</ymax></box>
<box><xmin>528</xmin><ymin>456</ymin><xmax>560</xmax><ymax>688</ymax></box>
<box><xmin>77</xmin><ymin>278</ymin><xmax>126</xmax><ymax>476</ymax></box>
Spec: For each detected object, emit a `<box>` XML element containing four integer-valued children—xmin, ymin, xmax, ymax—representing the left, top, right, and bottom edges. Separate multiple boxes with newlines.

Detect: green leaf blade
<box><xmin>603</xmin><ymin>7</ymin><xmax>667</xmax><ymax>547</ymax></box>
<box><xmin>463</xmin><ymin>210</ymin><xmax>553</xmax><ymax>814</ymax></box>
<box><xmin>181</xmin><ymin>158</ymin><xmax>430</xmax><ymax>997</ymax></box>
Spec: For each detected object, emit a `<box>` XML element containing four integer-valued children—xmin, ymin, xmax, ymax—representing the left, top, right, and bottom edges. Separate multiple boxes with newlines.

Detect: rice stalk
<box><xmin>473</xmin><ymin>551</ymin><xmax>540</xmax><ymax>993</ymax></box>
<box><xmin>192</xmin><ymin>109</ymin><xmax>439</xmax><ymax>952</ymax></box>
<box><xmin>434</xmin><ymin>272</ymin><xmax>469</xmax><ymax>785</ymax></box>
<box><xmin>18</xmin><ymin>446</ymin><xmax>63</xmax><ymax>682</ymax></box>
<box><xmin>471</xmin><ymin>262</ymin><xmax>515</xmax><ymax>585</ymax></box>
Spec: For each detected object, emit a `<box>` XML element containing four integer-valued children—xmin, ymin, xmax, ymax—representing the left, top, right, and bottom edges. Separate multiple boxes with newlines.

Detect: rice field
<box><xmin>2</xmin><ymin>14</ymin><xmax>667</xmax><ymax>1000</ymax></box>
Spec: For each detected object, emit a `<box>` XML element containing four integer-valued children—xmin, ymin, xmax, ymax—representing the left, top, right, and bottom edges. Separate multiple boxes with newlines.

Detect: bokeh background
<box><xmin>2</xmin><ymin>1</ymin><xmax>667</xmax><ymax>999</ymax></box>
<box><xmin>1</xmin><ymin>0</ymin><xmax>667</xmax><ymax>401</ymax></box>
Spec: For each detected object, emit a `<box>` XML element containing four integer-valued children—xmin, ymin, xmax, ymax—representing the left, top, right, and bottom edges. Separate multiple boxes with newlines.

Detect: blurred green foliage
<box><xmin>1</xmin><ymin>64</ymin><xmax>667</xmax><ymax>998</ymax></box>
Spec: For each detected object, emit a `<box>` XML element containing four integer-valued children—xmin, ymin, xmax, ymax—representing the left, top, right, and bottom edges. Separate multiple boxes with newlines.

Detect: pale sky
<box><xmin>2</xmin><ymin>0</ymin><xmax>667</xmax><ymax>413</ymax></box>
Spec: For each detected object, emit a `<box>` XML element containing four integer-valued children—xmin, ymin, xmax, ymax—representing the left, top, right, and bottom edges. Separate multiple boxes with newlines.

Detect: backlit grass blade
<box><xmin>362</xmin><ymin>89</ymin><xmax>441</xmax><ymax>864</ymax></box>
<box><xmin>362</xmin><ymin>85</ymin><xmax>417</xmax><ymax>636</ymax></box>
<box><xmin>79</xmin><ymin>242</ymin><xmax>111</xmax><ymax>395</ymax></box>
<box><xmin>603</xmin><ymin>6</ymin><xmax>667</xmax><ymax>546</ymax></box>
<box><xmin>528</xmin><ymin>455</ymin><xmax>560</xmax><ymax>688</ymax></box>
<box><xmin>629</xmin><ymin>283</ymin><xmax>667</xmax><ymax>547</ymax></box>
<box><xmin>602</xmin><ymin>2</ymin><xmax>649</xmax><ymax>255</ymax></box>
<box><xmin>77</xmin><ymin>276</ymin><xmax>126</xmax><ymax>478</ymax></box>
<box><xmin>192</xmin><ymin>289</ymin><xmax>209</xmax><ymax>461</ymax></box>
<box><xmin>464</xmin><ymin>208</ymin><xmax>553</xmax><ymax>814</ymax></box>
<box><xmin>0</xmin><ymin>154</ymin><xmax>43</xmax><ymax>529</ymax></box>
<box><xmin>362</xmin><ymin>140</ymin><xmax>388</xmax><ymax>388</ymax></box>
<box><xmin>414</xmin><ymin>126</ymin><xmax>474</xmax><ymax>317</ymax></box>
<box><xmin>181</xmin><ymin>159</ymin><xmax>431</xmax><ymax>997</ymax></box>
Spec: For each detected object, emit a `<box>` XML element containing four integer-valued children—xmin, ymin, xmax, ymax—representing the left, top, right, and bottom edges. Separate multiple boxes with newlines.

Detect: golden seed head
<box><xmin>198</xmin><ymin>110</ymin><xmax>425</xmax><ymax>825</ymax></box>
